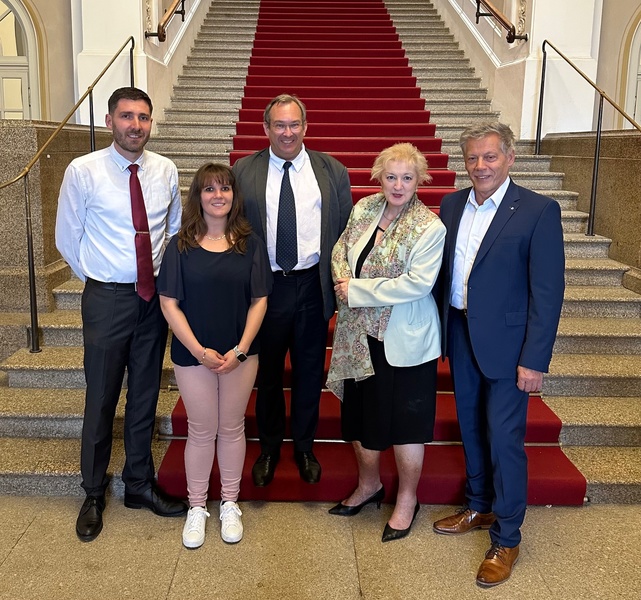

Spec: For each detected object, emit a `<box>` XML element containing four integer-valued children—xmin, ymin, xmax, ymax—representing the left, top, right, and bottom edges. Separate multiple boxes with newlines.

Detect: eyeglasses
<box><xmin>268</xmin><ymin>121</ymin><xmax>304</xmax><ymax>133</ymax></box>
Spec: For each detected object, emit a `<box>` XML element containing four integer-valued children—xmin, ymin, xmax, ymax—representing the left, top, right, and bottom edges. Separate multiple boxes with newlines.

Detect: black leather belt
<box><xmin>450</xmin><ymin>306</ymin><xmax>467</xmax><ymax>318</ymax></box>
<box><xmin>86</xmin><ymin>277</ymin><xmax>136</xmax><ymax>291</ymax></box>
<box><xmin>273</xmin><ymin>264</ymin><xmax>319</xmax><ymax>277</ymax></box>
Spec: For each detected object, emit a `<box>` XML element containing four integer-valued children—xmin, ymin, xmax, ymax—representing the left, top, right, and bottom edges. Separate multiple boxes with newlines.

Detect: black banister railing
<box><xmin>145</xmin><ymin>0</ymin><xmax>186</xmax><ymax>42</ymax></box>
<box><xmin>535</xmin><ymin>39</ymin><xmax>641</xmax><ymax>236</ymax></box>
<box><xmin>475</xmin><ymin>0</ymin><xmax>528</xmax><ymax>43</ymax></box>
<box><xmin>0</xmin><ymin>36</ymin><xmax>136</xmax><ymax>353</ymax></box>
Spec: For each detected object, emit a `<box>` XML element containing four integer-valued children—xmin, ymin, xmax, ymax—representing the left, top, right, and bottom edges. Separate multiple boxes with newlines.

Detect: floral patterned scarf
<box><xmin>326</xmin><ymin>192</ymin><xmax>439</xmax><ymax>399</ymax></box>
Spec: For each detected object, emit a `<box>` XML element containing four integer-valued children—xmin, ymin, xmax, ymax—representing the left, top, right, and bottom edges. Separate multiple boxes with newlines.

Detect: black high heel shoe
<box><xmin>381</xmin><ymin>502</ymin><xmax>420</xmax><ymax>542</ymax></box>
<box><xmin>328</xmin><ymin>486</ymin><xmax>385</xmax><ymax>516</ymax></box>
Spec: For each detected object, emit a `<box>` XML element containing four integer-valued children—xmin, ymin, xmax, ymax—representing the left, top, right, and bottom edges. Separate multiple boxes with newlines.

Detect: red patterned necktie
<box><xmin>127</xmin><ymin>164</ymin><xmax>155</xmax><ymax>301</ymax></box>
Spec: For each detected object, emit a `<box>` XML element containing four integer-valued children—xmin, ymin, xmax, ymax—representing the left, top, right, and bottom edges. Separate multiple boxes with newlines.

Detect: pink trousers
<box><xmin>173</xmin><ymin>356</ymin><xmax>257</xmax><ymax>507</ymax></box>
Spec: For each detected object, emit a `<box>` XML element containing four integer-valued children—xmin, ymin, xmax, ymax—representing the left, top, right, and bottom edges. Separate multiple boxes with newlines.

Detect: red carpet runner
<box><xmin>158</xmin><ymin>0</ymin><xmax>587</xmax><ymax>505</ymax></box>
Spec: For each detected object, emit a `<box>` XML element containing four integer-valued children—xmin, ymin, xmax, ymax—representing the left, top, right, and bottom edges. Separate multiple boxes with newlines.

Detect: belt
<box><xmin>450</xmin><ymin>306</ymin><xmax>467</xmax><ymax>318</ymax></box>
<box><xmin>86</xmin><ymin>277</ymin><xmax>137</xmax><ymax>291</ymax></box>
<box><xmin>273</xmin><ymin>264</ymin><xmax>319</xmax><ymax>278</ymax></box>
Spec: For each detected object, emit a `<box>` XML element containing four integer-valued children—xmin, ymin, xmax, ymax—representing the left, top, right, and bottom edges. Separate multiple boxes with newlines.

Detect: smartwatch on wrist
<box><xmin>233</xmin><ymin>345</ymin><xmax>247</xmax><ymax>362</ymax></box>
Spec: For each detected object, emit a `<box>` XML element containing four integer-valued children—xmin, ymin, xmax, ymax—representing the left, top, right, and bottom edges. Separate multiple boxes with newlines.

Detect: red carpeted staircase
<box><xmin>158</xmin><ymin>0</ymin><xmax>587</xmax><ymax>505</ymax></box>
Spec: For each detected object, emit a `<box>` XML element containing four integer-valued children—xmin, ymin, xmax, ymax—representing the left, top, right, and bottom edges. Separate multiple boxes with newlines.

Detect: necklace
<box><xmin>205</xmin><ymin>233</ymin><xmax>225</xmax><ymax>241</ymax></box>
<box><xmin>382</xmin><ymin>210</ymin><xmax>399</xmax><ymax>221</ymax></box>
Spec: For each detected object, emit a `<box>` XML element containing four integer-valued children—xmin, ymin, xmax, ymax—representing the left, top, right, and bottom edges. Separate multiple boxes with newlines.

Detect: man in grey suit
<box><xmin>232</xmin><ymin>94</ymin><xmax>352</xmax><ymax>485</ymax></box>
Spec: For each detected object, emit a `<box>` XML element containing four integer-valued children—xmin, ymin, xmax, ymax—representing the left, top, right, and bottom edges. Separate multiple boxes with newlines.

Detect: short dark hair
<box><xmin>263</xmin><ymin>94</ymin><xmax>307</xmax><ymax>125</ymax></box>
<box><xmin>108</xmin><ymin>87</ymin><xmax>153</xmax><ymax>115</ymax></box>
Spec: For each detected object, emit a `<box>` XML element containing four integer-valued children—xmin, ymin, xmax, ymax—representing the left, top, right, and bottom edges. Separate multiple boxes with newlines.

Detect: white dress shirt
<box><xmin>450</xmin><ymin>176</ymin><xmax>511</xmax><ymax>309</ymax></box>
<box><xmin>265</xmin><ymin>144</ymin><xmax>322</xmax><ymax>272</ymax></box>
<box><xmin>55</xmin><ymin>143</ymin><xmax>182</xmax><ymax>283</ymax></box>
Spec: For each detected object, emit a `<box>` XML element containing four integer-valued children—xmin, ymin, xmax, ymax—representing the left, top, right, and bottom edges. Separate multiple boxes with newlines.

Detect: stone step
<box><xmin>156</xmin><ymin>122</ymin><xmax>236</xmax><ymax>138</ymax></box>
<box><xmin>0</xmin><ymin>437</ymin><xmax>170</xmax><ymax>496</ymax></box>
<box><xmin>422</xmin><ymin>89</ymin><xmax>489</xmax><ymax>101</ymax></box>
<box><xmin>171</xmin><ymin>86</ymin><xmax>244</xmax><ymax>101</ymax></box>
<box><xmin>147</xmin><ymin>136</ymin><xmax>232</xmax><ymax>154</ymax></box>
<box><xmin>427</xmin><ymin>110</ymin><xmax>500</xmax><ymax>125</ymax></box>
<box><xmin>563</xmin><ymin>233</ymin><xmax>612</xmax><ymax>259</ymax></box>
<box><xmin>546</xmin><ymin>354</ymin><xmax>641</xmax><ymax>396</ymax></box>
<box><xmin>554</xmin><ymin>317</ymin><xmax>641</xmax><ymax>354</ymax></box>
<box><xmin>0</xmin><ymin>388</ymin><xmax>177</xmax><ymax>438</ymax></box>
<box><xmin>454</xmin><ymin>171</ymin><xmax>565</xmax><ymax>190</ymax></box>
<box><xmin>52</xmin><ymin>278</ymin><xmax>83</xmax><ymax>310</ymax></box>
<box><xmin>563</xmin><ymin>259</ymin><xmax>628</xmax><ymax>287</ymax></box>
<box><xmin>1</xmin><ymin>346</ymin><xmax>176</xmax><ymax>389</ymax></box>
<box><xmin>562</xmin><ymin>446</ymin><xmax>641</xmax><ymax>503</ymax></box>
<box><xmin>446</xmin><ymin>155</ymin><xmax>553</xmax><ymax>172</ymax></box>
<box><xmin>560</xmin><ymin>211</ymin><xmax>588</xmax><ymax>234</ymax></box>
<box><xmin>561</xmin><ymin>286</ymin><xmax>641</xmax><ymax>318</ymax></box>
<box><xmin>545</xmin><ymin>397</ymin><xmax>641</xmax><ymax>446</ymax></box>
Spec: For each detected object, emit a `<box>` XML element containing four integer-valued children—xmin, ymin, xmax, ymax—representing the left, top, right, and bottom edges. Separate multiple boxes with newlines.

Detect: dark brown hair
<box><xmin>177</xmin><ymin>163</ymin><xmax>251</xmax><ymax>254</ymax></box>
<box><xmin>108</xmin><ymin>87</ymin><xmax>153</xmax><ymax>115</ymax></box>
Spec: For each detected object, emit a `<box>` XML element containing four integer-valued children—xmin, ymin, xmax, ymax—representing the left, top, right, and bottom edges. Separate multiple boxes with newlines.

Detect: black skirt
<box><xmin>341</xmin><ymin>336</ymin><xmax>438</xmax><ymax>451</ymax></box>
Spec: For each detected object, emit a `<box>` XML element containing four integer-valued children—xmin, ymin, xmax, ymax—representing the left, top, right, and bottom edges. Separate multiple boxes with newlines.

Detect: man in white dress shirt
<box><xmin>55</xmin><ymin>87</ymin><xmax>185</xmax><ymax>542</ymax></box>
<box><xmin>232</xmin><ymin>94</ymin><xmax>352</xmax><ymax>486</ymax></box>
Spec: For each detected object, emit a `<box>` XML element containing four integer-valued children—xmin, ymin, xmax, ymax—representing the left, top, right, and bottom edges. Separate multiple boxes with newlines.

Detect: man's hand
<box><xmin>517</xmin><ymin>365</ymin><xmax>543</xmax><ymax>393</ymax></box>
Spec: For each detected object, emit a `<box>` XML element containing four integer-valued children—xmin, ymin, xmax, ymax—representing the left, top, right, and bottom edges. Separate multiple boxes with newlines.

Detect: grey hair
<box><xmin>459</xmin><ymin>122</ymin><xmax>515</xmax><ymax>155</ymax></box>
<box><xmin>263</xmin><ymin>94</ymin><xmax>307</xmax><ymax>125</ymax></box>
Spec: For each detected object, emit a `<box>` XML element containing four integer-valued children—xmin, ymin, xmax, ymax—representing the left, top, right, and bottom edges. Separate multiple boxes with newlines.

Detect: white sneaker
<box><xmin>182</xmin><ymin>506</ymin><xmax>210</xmax><ymax>549</ymax></box>
<box><xmin>219</xmin><ymin>501</ymin><xmax>243</xmax><ymax>543</ymax></box>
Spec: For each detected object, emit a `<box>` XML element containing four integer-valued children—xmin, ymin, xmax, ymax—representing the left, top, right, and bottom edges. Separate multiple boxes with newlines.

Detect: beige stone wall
<box><xmin>541</xmin><ymin>131</ymin><xmax>641</xmax><ymax>271</ymax></box>
<box><xmin>0</xmin><ymin>122</ymin><xmax>111</xmax><ymax>312</ymax></box>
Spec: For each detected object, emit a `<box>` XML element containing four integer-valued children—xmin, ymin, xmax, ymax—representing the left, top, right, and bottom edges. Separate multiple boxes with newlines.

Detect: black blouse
<box><xmin>157</xmin><ymin>232</ymin><xmax>273</xmax><ymax>366</ymax></box>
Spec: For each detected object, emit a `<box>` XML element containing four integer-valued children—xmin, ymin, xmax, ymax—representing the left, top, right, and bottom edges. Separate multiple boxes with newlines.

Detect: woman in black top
<box><xmin>158</xmin><ymin>163</ymin><xmax>272</xmax><ymax>549</ymax></box>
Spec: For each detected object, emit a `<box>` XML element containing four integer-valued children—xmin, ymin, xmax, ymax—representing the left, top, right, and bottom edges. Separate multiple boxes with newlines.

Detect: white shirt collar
<box><xmin>467</xmin><ymin>176</ymin><xmax>511</xmax><ymax>209</ymax></box>
<box><xmin>268</xmin><ymin>144</ymin><xmax>307</xmax><ymax>172</ymax></box>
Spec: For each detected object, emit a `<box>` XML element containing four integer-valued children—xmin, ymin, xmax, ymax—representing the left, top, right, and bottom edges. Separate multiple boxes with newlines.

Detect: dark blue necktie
<box><xmin>276</xmin><ymin>161</ymin><xmax>298</xmax><ymax>272</ymax></box>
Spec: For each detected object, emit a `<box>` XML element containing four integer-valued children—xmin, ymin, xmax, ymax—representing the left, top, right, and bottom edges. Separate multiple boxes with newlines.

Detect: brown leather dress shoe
<box><xmin>432</xmin><ymin>506</ymin><xmax>495</xmax><ymax>535</ymax></box>
<box><xmin>476</xmin><ymin>542</ymin><xmax>520</xmax><ymax>587</ymax></box>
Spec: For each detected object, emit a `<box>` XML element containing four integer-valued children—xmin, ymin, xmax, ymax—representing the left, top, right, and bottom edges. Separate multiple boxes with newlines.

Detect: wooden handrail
<box><xmin>476</xmin><ymin>0</ymin><xmax>528</xmax><ymax>44</ymax></box>
<box><xmin>0</xmin><ymin>36</ymin><xmax>136</xmax><ymax>353</ymax></box>
<box><xmin>145</xmin><ymin>0</ymin><xmax>186</xmax><ymax>42</ymax></box>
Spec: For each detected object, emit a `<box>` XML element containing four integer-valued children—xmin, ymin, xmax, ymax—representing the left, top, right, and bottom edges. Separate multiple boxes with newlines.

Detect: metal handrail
<box><xmin>145</xmin><ymin>0</ymin><xmax>186</xmax><ymax>42</ymax></box>
<box><xmin>475</xmin><ymin>0</ymin><xmax>528</xmax><ymax>43</ymax></box>
<box><xmin>0</xmin><ymin>36</ymin><xmax>136</xmax><ymax>353</ymax></box>
<box><xmin>535</xmin><ymin>39</ymin><xmax>641</xmax><ymax>236</ymax></box>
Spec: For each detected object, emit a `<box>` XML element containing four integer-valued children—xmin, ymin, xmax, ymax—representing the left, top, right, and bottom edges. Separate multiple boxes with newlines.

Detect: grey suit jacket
<box><xmin>232</xmin><ymin>148</ymin><xmax>353</xmax><ymax>320</ymax></box>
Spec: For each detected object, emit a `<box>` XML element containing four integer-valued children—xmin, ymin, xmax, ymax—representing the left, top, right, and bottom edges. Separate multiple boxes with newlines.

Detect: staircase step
<box><xmin>545</xmin><ymin>397</ymin><xmax>641</xmax><ymax>446</ymax></box>
<box><xmin>554</xmin><ymin>317</ymin><xmax>641</xmax><ymax>353</ymax></box>
<box><xmin>562</xmin><ymin>286</ymin><xmax>641</xmax><ymax>318</ymax></box>
<box><xmin>562</xmin><ymin>446</ymin><xmax>641</xmax><ymax>503</ymax></box>
<box><xmin>546</xmin><ymin>354</ymin><xmax>641</xmax><ymax>396</ymax></box>
<box><xmin>52</xmin><ymin>278</ymin><xmax>84</xmax><ymax>310</ymax></box>
<box><xmin>1</xmin><ymin>346</ymin><xmax>175</xmax><ymax>389</ymax></box>
<box><xmin>0</xmin><ymin>437</ymin><xmax>169</xmax><ymax>496</ymax></box>
<box><xmin>157</xmin><ymin>439</ymin><xmax>586</xmax><ymax>505</ymax></box>
<box><xmin>455</xmin><ymin>171</ymin><xmax>565</xmax><ymax>190</ymax></box>
<box><xmin>563</xmin><ymin>233</ymin><xmax>612</xmax><ymax>259</ymax></box>
<box><xmin>563</xmin><ymin>259</ymin><xmax>628</xmax><ymax>287</ymax></box>
<box><xmin>0</xmin><ymin>388</ymin><xmax>178</xmax><ymax>438</ymax></box>
<box><xmin>167</xmin><ymin>392</ymin><xmax>561</xmax><ymax>443</ymax></box>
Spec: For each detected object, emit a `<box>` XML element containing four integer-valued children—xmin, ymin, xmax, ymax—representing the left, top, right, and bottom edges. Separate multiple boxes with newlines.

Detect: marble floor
<box><xmin>0</xmin><ymin>497</ymin><xmax>639</xmax><ymax>600</ymax></box>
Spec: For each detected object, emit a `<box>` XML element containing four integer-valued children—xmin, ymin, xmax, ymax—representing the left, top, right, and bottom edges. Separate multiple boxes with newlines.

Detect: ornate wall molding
<box><xmin>517</xmin><ymin>0</ymin><xmax>527</xmax><ymax>38</ymax></box>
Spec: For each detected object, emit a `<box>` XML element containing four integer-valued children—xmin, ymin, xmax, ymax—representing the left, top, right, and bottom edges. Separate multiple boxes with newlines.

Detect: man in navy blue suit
<box><xmin>433</xmin><ymin>122</ymin><xmax>565</xmax><ymax>587</ymax></box>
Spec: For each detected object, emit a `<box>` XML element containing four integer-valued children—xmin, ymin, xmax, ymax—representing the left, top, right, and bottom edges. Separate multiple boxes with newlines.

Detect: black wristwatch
<box><xmin>233</xmin><ymin>345</ymin><xmax>247</xmax><ymax>362</ymax></box>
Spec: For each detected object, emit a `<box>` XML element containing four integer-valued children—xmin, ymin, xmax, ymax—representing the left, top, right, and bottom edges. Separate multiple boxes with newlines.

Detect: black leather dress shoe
<box><xmin>382</xmin><ymin>502</ymin><xmax>420</xmax><ymax>543</ymax></box>
<box><xmin>124</xmin><ymin>484</ymin><xmax>187</xmax><ymax>517</ymax></box>
<box><xmin>76</xmin><ymin>495</ymin><xmax>105</xmax><ymax>542</ymax></box>
<box><xmin>329</xmin><ymin>486</ymin><xmax>385</xmax><ymax>516</ymax></box>
<box><xmin>294</xmin><ymin>450</ymin><xmax>321</xmax><ymax>484</ymax></box>
<box><xmin>252</xmin><ymin>453</ymin><xmax>279</xmax><ymax>487</ymax></box>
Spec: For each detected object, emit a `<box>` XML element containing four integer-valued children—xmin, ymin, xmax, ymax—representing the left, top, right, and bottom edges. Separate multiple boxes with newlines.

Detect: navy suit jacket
<box><xmin>232</xmin><ymin>148</ymin><xmax>353</xmax><ymax>321</ymax></box>
<box><xmin>436</xmin><ymin>179</ymin><xmax>565</xmax><ymax>379</ymax></box>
